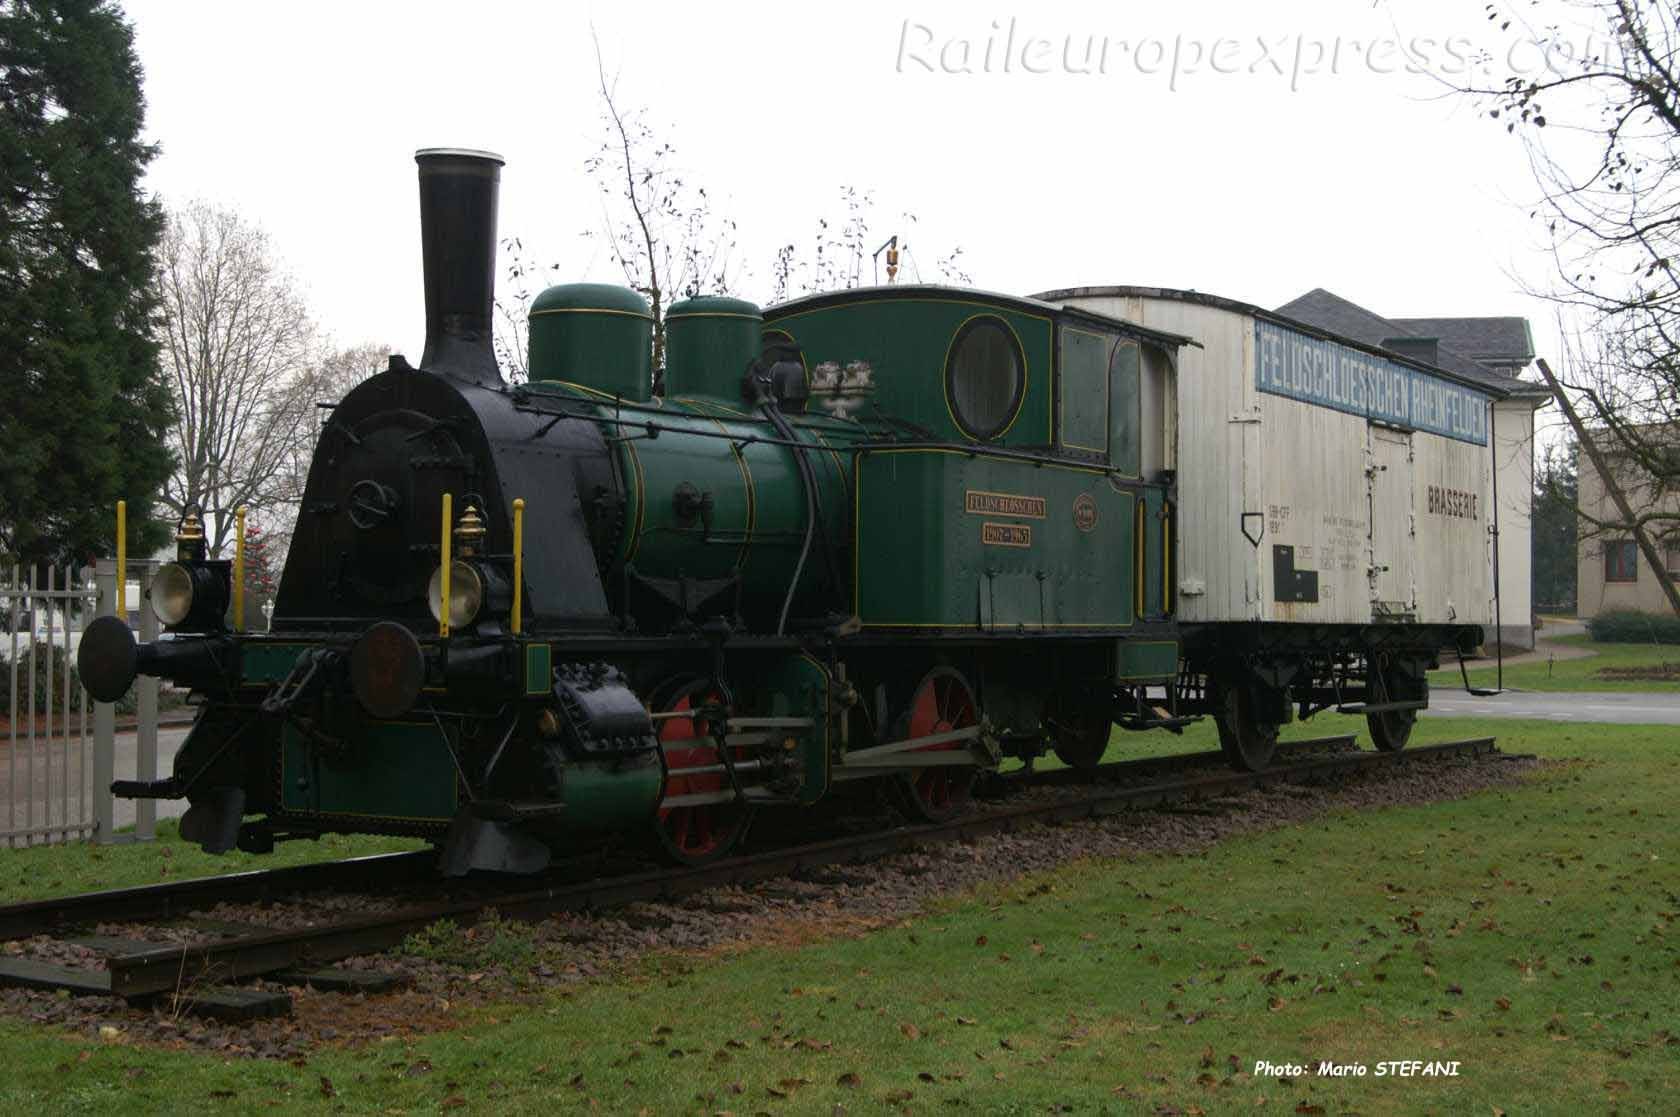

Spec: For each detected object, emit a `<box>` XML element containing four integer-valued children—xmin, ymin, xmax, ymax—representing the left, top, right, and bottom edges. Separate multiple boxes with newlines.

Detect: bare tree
<box><xmin>493</xmin><ymin>237</ymin><xmax>557</xmax><ymax>383</ymax></box>
<box><xmin>154</xmin><ymin>200</ymin><xmax>318</xmax><ymax>557</ymax></box>
<box><xmin>768</xmin><ymin>193</ymin><xmax>974</xmax><ymax>302</ymax></box>
<box><xmin>1463</xmin><ymin>0</ymin><xmax>1680</xmax><ymax>607</ymax></box>
<box><xmin>586</xmin><ymin>36</ymin><xmax>740</xmax><ymax>380</ymax></box>
<box><xmin>516</xmin><ymin>37</ymin><xmax>973</xmax><ymax>390</ymax></box>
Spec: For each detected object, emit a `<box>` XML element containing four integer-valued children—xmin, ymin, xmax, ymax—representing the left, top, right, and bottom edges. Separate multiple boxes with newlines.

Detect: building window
<box><xmin>946</xmin><ymin>316</ymin><xmax>1024</xmax><ymax>441</ymax></box>
<box><xmin>1604</xmin><ymin>539</ymin><xmax>1639</xmax><ymax>583</ymax></box>
<box><xmin>1667</xmin><ymin>544</ymin><xmax>1680</xmax><ymax>580</ymax></box>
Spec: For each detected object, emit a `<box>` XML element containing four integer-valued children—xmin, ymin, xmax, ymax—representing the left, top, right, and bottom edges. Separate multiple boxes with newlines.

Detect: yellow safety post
<box><xmin>1133</xmin><ymin>501</ymin><xmax>1144</xmax><ymax>620</ymax></box>
<box><xmin>115</xmin><ymin>501</ymin><xmax>127</xmax><ymax>623</ymax></box>
<box><xmin>511</xmin><ymin>498</ymin><xmax>525</xmax><ymax>635</ymax></box>
<box><xmin>439</xmin><ymin>492</ymin><xmax>453</xmax><ymax>638</ymax></box>
<box><xmin>233</xmin><ymin>506</ymin><xmax>247</xmax><ymax>631</ymax></box>
<box><xmin>1162</xmin><ymin>506</ymin><xmax>1173</xmax><ymax>616</ymax></box>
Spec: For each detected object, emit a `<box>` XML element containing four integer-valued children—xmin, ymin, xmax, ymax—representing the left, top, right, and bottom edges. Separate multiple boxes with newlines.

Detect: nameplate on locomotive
<box><xmin>964</xmin><ymin>490</ymin><xmax>1046</xmax><ymax>519</ymax></box>
<box><xmin>981</xmin><ymin>522</ymin><xmax>1033</xmax><ymax>547</ymax></box>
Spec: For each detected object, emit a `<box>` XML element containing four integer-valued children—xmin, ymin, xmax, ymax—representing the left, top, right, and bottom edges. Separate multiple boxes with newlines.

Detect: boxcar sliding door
<box><xmin>1368</xmin><ymin>426</ymin><xmax>1416</xmax><ymax>618</ymax></box>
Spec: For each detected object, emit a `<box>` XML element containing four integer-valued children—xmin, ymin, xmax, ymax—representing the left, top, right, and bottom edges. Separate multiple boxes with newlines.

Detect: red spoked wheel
<box><xmin>891</xmin><ymin>667</ymin><xmax>980</xmax><ymax>823</ymax></box>
<box><xmin>653</xmin><ymin>678</ymin><xmax>751</xmax><ymax>865</ymax></box>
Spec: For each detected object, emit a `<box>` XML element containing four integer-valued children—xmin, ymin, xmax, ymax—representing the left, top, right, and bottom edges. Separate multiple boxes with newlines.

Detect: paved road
<box><xmin>0</xmin><ymin>724</ymin><xmax>188</xmax><ymax>839</ymax></box>
<box><xmin>1426</xmin><ymin>688</ymin><xmax>1680</xmax><ymax>725</ymax></box>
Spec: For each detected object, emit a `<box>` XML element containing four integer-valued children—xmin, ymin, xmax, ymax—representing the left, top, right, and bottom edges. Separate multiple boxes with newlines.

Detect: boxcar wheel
<box><xmin>889</xmin><ymin>667</ymin><xmax>980</xmax><ymax>823</ymax></box>
<box><xmin>1367</xmin><ymin>664</ymin><xmax>1422</xmax><ymax>753</ymax></box>
<box><xmin>1213</xmin><ymin>680</ymin><xmax>1279</xmax><ymax>772</ymax></box>
<box><xmin>651</xmin><ymin>676</ymin><xmax>752</xmax><ymax>866</ymax></box>
<box><xmin>1051</xmin><ymin>690</ymin><xmax>1112</xmax><ymax>771</ymax></box>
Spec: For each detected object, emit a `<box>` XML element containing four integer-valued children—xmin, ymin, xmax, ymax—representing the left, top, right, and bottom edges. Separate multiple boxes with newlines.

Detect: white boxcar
<box><xmin>1041</xmin><ymin>287</ymin><xmax>1500</xmax><ymax>631</ymax></box>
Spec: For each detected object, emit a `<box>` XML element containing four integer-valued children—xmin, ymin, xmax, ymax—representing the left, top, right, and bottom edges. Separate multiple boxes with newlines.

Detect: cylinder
<box><xmin>528</xmin><ymin>283</ymin><xmax>653</xmax><ymax>399</ymax></box>
<box><xmin>415</xmin><ymin>148</ymin><xmax>504</xmax><ymax>387</ymax></box>
<box><xmin>551</xmin><ymin>754</ymin><xmax>662</xmax><ymax>833</ymax></box>
<box><xmin>663</xmin><ymin>296</ymin><xmax>762</xmax><ymax>400</ymax></box>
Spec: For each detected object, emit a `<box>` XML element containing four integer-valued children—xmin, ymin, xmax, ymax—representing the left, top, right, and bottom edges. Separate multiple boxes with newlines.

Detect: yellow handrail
<box><xmin>439</xmin><ymin>492</ymin><xmax>453</xmax><ymax>639</ymax></box>
<box><xmin>511</xmin><ymin>498</ymin><xmax>525</xmax><ymax>635</ymax></box>
<box><xmin>1133</xmin><ymin>500</ymin><xmax>1145</xmax><ymax>621</ymax></box>
<box><xmin>115</xmin><ymin>501</ymin><xmax>127</xmax><ymax>624</ymax></box>
<box><xmin>233</xmin><ymin>506</ymin><xmax>247</xmax><ymax>631</ymax></box>
<box><xmin>1162</xmin><ymin>503</ymin><xmax>1173</xmax><ymax>616</ymax></box>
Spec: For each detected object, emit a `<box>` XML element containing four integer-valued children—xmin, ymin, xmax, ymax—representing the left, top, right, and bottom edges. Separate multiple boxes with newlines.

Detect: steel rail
<box><xmin>0</xmin><ymin>850</ymin><xmax>436</xmax><ymax>941</ymax></box>
<box><xmin>1004</xmin><ymin>733</ymin><xmax>1360</xmax><ymax>789</ymax></box>
<box><xmin>100</xmin><ymin>736</ymin><xmax>1501</xmax><ymax>998</ymax></box>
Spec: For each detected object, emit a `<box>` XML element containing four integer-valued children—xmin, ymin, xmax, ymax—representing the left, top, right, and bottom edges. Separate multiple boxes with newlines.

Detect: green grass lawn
<box><xmin>0</xmin><ymin>821</ymin><xmax>421</xmax><ymax>907</ymax></box>
<box><xmin>1061</xmin><ymin>700</ymin><xmax>1500</xmax><ymax>770</ymax></box>
<box><xmin>0</xmin><ymin>715</ymin><xmax>1674</xmax><ymax>1115</ymax></box>
<box><xmin>1430</xmin><ymin>634</ymin><xmax>1679</xmax><ymax>693</ymax></box>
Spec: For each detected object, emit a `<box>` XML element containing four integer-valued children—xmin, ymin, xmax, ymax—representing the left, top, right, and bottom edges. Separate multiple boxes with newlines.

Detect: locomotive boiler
<box><xmin>78</xmin><ymin>148</ymin><xmax>1494</xmax><ymax>873</ymax></box>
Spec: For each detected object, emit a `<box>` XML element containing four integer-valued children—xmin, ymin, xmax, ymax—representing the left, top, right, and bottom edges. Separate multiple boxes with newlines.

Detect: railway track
<box><xmin>995</xmin><ymin>731</ymin><xmax>1361</xmax><ymax>789</ymax></box>
<box><xmin>0</xmin><ymin>849</ymin><xmax>438</xmax><ymax>941</ymax></box>
<box><xmin>0</xmin><ymin>736</ymin><xmax>1506</xmax><ymax>1014</ymax></box>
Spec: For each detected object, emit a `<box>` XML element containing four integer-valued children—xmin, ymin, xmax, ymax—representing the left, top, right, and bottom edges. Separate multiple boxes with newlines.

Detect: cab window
<box><xmin>1109</xmin><ymin>339</ymin><xmax>1141</xmax><ymax>476</ymax></box>
<box><xmin>1058</xmin><ymin>327</ymin><xmax>1110</xmax><ymax>457</ymax></box>
<box><xmin>946</xmin><ymin>316</ymin><xmax>1024</xmax><ymax>440</ymax></box>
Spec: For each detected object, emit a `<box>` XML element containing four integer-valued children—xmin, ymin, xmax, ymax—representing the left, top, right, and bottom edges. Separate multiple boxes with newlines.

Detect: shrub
<box><xmin>401</xmin><ymin>910</ymin><xmax>537</xmax><ymax>969</ymax></box>
<box><xmin>1586</xmin><ymin>609</ymin><xmax>1680</xmax><ymax>645</ymax></box>
<box><xmin>0</xmin><ymin>642</ymin><xmax>105</xmax><ymax>714</ymax></box>
<box><xmin>1</xmin><ymin>643</ymin><xmax>190</xmax><ymax>717</ymax></box>
<box><xmin>400</xmin><ymin>918</ymin><xmax>462</xmax><ymax>961</ymax></box>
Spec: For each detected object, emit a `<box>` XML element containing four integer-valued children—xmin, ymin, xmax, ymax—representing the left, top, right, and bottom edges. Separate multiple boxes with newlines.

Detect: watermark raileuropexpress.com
<box><xmin>894</xmin><ymin>19</ymin><xmax>1621</xmax><ymax>89</ymax></box>
<box><xmin>1254</xmin><ymin>1060</ymin><xmax>1463</xmax><ymax>1079</ymax></box>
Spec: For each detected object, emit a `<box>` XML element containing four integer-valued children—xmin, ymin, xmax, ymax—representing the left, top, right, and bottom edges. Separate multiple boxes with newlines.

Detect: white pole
<box><xmin>136</xmin><ymin>563</ymin><xmax>158</xmax><ymax>842</ymax></box>
<box><xmin>92</xmin><ymin>560</ymin><xmax>116</xmax><ymax>844</ymax></box>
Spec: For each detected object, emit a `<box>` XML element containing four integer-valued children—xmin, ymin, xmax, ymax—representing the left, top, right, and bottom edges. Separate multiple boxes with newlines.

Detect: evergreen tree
<box><xmin>1532</xmin><ymin>442</ymin><xmax>1579</xmax><ymax>613</ymax></box>
<box><xmin>0</xmin><ymin>0</ymin><xmax>174</xmax><ymax>569</ymax></box>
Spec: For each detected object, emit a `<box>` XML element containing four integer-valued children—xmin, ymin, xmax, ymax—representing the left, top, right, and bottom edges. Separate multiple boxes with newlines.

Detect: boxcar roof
<box><xmin>1034</xmin><ymin>284</ymin><xmax>1529</xmax><ymax>401</ymax></box>
<box><xmin>763</xmin><ymin>283</ymin><xmax>1198</xmax><ymax>352</ymax></box>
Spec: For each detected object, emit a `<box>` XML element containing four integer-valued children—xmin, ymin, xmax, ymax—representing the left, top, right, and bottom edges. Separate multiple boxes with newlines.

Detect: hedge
<box><xmin>1</xmin><ymin>643</ymin><xmax>189</xmax><ymax>717</ymax></box>
<box><xmin>1586</xmin><ymin>609</ymin><xmax>1680</xmax><ymax>645</ymax></box>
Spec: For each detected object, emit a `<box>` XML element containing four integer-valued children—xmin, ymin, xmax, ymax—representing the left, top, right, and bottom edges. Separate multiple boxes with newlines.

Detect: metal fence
<box><xmin>1</xmin><ymin>560</ymin><xmax>161</xmax><ymax>847</ymax></box>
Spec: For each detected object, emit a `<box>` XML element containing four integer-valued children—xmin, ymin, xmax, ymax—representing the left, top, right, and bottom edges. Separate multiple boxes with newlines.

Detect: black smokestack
<box><xmin>415</xmin><ymin>148</ymin><xmax>504</xmax><ymax>386</ymax></box>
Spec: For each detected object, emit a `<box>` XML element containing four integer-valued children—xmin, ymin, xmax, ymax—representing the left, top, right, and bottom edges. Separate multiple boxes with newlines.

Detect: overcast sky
<box><xmin>125</xmin><ymin>0</ymin><xmax>1587</xmax><ymax>416</ymax></box>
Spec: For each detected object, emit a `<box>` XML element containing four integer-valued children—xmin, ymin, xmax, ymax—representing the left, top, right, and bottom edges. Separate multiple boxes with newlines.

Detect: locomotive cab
<box><xmin>761</xmin><ymin>287</ymin><xmax>1191</xmax><ymax>768</ymax></box>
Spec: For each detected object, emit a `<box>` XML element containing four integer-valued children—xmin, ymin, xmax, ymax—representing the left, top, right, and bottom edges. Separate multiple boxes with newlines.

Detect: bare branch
<box><xmin>153</xmin><ymin>200</ymin><xmax>320</xmax><ymax>557</ymax></box>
